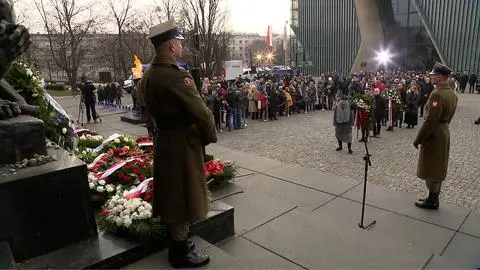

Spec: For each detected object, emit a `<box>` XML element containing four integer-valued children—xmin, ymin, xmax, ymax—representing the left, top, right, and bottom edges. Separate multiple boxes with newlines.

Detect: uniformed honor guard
<box><xmin>140</xmin><ymin>20</ymin><xmax>217</xmax><ymax>268</ymax></box>
<box><xmin>413</xmin><ymin>62</ymin><xmax>458</xmax><ymax>210</ymax></box>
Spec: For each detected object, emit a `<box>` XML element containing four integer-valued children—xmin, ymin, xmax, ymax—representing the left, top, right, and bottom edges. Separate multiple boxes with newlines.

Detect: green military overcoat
<box><xmin>414</xmin><ymin>82</ymin><xmax>457</xmax><ymax>181</ymax></box>
<box><xmin>140</xmin><ymin>55</ymin><xmax>217</xmax><ymax>224</ymax></box>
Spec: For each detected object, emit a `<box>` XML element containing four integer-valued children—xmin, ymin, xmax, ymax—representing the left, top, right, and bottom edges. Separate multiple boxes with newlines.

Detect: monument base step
<box><xmin>20</xmin><ymin>201</ymin><xmax>234</xmax><ymax>269</ymax></box>
<box><xmin>120</xmin><ymin>114</ymin><xmax>144</xmax><ymax>125</ymax></box>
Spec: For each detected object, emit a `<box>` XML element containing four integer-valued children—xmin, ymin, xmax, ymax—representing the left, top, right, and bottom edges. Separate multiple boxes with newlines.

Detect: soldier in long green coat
<box><xmin>413</xmin><ymin>62</ymin><xmax>458</xmax><ymax>210</ymax></box>
<box><xmin>139</xmin><ymin>20</ymin><xmax>217</xmax><ymax>268</ymax></box>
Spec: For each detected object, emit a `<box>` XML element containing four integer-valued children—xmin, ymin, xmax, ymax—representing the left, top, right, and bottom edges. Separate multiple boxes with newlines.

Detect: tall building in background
<box><xmin>291</xmin><ymin>0</ymin><xmax>480</xmax><ymax>76</ymax></box>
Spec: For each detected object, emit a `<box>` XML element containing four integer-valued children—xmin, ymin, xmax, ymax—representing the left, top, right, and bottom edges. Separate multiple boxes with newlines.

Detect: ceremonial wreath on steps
<box><xmin>75</xmin><ymin>131</ymin><xmax>238</xmax><ymax>239</ymax></box>
<box><xmin>5</xmin><ymin>57</ymin><xmax>238</xmax><ymax>241</ymax></box>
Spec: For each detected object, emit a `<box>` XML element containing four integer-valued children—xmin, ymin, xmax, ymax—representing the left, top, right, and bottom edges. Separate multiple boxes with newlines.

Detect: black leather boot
<box><xmin>415</xmin><ymin>192</ymin><xmax>439</xmax><ymax>210</ymax></box>
<box><xmin>347</xmin><ymin>143</ymin><xmax>353</xmax><ymax>154</ymax></box>
<box><xmin>168</xmin><ymin>240</ymin><xmax>210</xmax><ymax>268</ymax></box>
<box><xmin>336</xmin><ymin>140</ymin><xmax>342</xmax><ymax>151</ymax></box>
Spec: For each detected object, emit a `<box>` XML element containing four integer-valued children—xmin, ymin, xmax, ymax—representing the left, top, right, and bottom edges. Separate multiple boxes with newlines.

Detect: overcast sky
<box><xmin>14</xmin><ymin>0</ymin><xmax>290</xmax><ymax>35</ymax></box>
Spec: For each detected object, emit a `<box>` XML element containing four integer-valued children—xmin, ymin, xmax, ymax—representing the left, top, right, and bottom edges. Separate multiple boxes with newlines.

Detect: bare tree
<box><xmin>153</xmin><ymin>0</ymin><xmax>179</xmax><ymax>21</ymax></box>
<box><xmin>107</xmin><ymin>0</ymin><xmax>133</xmax><ymax>78</ymax></box>
<box><xmin>122</xmin><ymin>11</ymin><xmax>156</xmax><ymax>63</ymax></box>
<box><xmin>34</xmin><ymin>0</ymin><xmax>96</xmax><ymax>91</ymax></box>
<box><xmin>181</xmin><ymin>0</ymin><xmax>231</xmax><ymax>77</ymax></box>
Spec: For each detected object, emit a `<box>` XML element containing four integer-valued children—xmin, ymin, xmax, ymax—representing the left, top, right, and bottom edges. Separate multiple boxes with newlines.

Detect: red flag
<box><xmin>266</xmin><ymin>25</ymin><xmax>273</xmax><ymax>48</ymax></box>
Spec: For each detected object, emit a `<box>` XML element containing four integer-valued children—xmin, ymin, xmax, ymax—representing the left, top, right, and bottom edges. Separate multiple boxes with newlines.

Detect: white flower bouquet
<box><xmin>98</xmin><ymin>195</ymin><xmax>164</xmax><ymax>239</ymax></box>
<box><xmin>78</xmin><ymin>134</ymin><xmax>104</xmax><ymax>149</ymax></box>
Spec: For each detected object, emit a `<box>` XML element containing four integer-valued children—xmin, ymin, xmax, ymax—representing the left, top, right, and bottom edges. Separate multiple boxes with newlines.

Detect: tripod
<box><xmin>76</xmin><ymin>94</ymin><xmax>102</xmax><ymax>126</ymax></box>
<box><xmin>358</xmin><ymin>139</ymin><xmax>376</xmax><ymax>229</ymax></box>
<box><xmin>77</xmin><ymin>94</ymin><xmax>86</xmax><ymax>127</ymax></box>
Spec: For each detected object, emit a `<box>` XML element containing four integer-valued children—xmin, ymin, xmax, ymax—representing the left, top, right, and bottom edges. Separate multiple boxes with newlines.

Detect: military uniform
<box><xmin>140</xmin><ymin>20</ymin><xmax>216</xmax><ymax>268</ymax></box>
<box><xmin>414</xmin><ymin>62</ymin><xmax>458</xmax><ymax>209</ymax></box>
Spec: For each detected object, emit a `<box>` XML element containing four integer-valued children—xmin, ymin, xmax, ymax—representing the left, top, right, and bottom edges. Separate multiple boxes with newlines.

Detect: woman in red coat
<box><xmin>258</xmin><ymin>90</ymin><xmax>267</xmax><ymax>121</ymax></box>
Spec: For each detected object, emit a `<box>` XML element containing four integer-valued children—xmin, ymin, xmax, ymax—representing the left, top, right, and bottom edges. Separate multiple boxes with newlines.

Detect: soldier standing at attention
<box><xmin>140</xmin><ymin>20</ymin><xmax>217</xmax><ymax>268</ymax></box>
<box><xmin>413</xmin><ymin>62</ymin><xmax>457</xmax><ymax>210</ymax></box>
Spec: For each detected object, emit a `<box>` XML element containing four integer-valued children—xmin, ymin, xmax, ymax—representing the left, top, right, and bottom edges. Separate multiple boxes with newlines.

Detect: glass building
<box><xmin>290</xmin><ymin>0</ymin><xmax>480</xmax><ymax>76</ymax></box>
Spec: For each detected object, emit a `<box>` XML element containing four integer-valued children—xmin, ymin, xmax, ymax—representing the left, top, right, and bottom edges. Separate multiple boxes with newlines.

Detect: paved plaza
<box><xmin>215</xmin><ymin>93</ymin><xmax>480</xmax><ymax>209</ymax></box>
<box><xmin>59</xmin><ymin>92</ymin><xmax>480</xmax><ymax>209</ymax></box>
<box><xmin>52</xmin><ymin>93</ymin><xmax>480</xmax><ymax>269</ymax></box>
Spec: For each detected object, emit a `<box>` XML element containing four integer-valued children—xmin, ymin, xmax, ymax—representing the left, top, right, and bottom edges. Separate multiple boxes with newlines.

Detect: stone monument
<box><xmin>0</xmin><ymin>1</ymin><xmax>97</xmax><ymax>263</ymax></box>
<box><xmin>0</xmin><ymin>0</ymin><xmax>47</xmax><ymax>164</ymax></box>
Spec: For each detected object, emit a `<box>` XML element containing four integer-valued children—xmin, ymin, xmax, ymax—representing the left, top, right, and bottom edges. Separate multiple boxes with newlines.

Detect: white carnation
<box><xmin>96</xmin><ymin>186</ymin><xmax>104</xmax><ymax>192</ymax></box>
<box><xmin>115</xmin><ymin>217</ymin><xmax>123</xmax><ymax>226</ymax></box>
<box><xmin>26</xmin><ymin>69</ymin><xmax>33</xmax><ymax>77</ymax></box>
<box><xmin>114</xmin><ymin>139</ymin><xmax>120</xmax><ymax>143</ymax></box>
<box><xmin>98</xmin><ymin>180</ymin><xmax>106</xmax><ymax>186</ymax></box>
<box><xmin>123</xmin><ymin>137</ymin><xmax>129</xmax><ymax>143</ymax></box>
<box><xmin>106</xmin><ymin>186</ymin><xmax>114</xmax><ymax>193</ymax></box>
<box><xmin>82</xmin><ymin>150</ymin><xmax>87</xmax><ymax>155</ymax></box>
<box><xmin>62</xmin><ymin>127</ymin><xmax>67</xmax><ymax>134</ymax></box>
<box><xmin>124</xmin><ymin>218</ymin><xmax>132</xmax><ymax>228</ymax></box>
<box><xmin>89</xmin><ymin>183</ymin><xmax>95</xmax><ymax>189</ymax></box>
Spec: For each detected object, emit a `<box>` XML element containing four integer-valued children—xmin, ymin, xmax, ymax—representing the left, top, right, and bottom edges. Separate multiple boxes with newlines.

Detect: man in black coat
<box><xmin>468</xmin><ymin>73</ymin><xmax>477</xmax><ymax>94</ymax></box>
<box><xmin>459</xmin><ymin>72</ymin><xmax>469</xmax><ymax>93</ymax></box>
<box><xmin>82</xmin><ymin>81</ymin><xmax>98</xmax><ymax>123</ymax></box>
<box><xmin>373</xmin><ymin>88</ymin><xmax>386</xmax><ymax>137</ymax></box>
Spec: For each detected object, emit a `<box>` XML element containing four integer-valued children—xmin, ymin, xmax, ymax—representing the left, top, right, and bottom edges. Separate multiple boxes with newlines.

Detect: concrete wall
<box><xmin>350</xmin><ymin>0</ymin><xmax>385</xmax><ymax>73</ymax></box>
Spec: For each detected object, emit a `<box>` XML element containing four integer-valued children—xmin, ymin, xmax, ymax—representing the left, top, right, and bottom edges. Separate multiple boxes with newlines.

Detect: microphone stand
<box><xmin>358</xmin><ymin>139</ymin><xmax>376</xmax><ymax>229</ymax></box>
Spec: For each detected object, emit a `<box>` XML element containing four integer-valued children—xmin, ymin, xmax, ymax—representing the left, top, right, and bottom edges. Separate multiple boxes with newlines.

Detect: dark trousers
<box><xmin>85</xmin><ymin>102</ymin><xmax>97</xmax><ymax>122</ymax></box>
<box><xmin>373</xmin><ymin>120</ymin><xmax>382</xmax><ymax>136</ymax></box>
<box><xmin>469</xmin><ymin>83</ymin><xmax>476</xmax><ymax>93</ymax></box>
<box><xmin>419</xmin><ymin>102</ymin><xmax>425</xmax><ymax>117</ymax></box>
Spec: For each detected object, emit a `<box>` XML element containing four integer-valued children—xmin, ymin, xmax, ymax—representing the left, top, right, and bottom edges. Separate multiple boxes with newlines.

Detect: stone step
<box><xmin>19</xmin><ymin>201</ymin><xmax>234</xmax><ymax>269</ymax></box>
<box><xmin>0</xmin><ymin>242</ymin><xmax>14</xmax><ymax>269</ymax></box>
<box><xmin>425</xmin><ymin>254</ymin><xmax>478</xmax><ymax>270</ymax></box>
<box><xmin>123</xmin><ymin>236</ymin><xmax>243</xmax><ymax>269</ymax></box>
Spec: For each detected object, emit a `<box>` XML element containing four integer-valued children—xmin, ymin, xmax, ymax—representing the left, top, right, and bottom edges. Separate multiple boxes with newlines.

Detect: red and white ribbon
<box><xmin>123</xmin><ymin>178</ymin><xmax>153</xmax><ymax>199</ymax></box>
<box><xmin>96</xmin><ymin>157</ymin><xmax>137</xmax><ymax>180</ymax></box>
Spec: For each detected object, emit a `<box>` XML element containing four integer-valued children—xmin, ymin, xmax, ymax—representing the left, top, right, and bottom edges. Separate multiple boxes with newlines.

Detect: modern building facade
<box><xmin>291</xmin><ymin>0</ymin><xmax>480</xmax><ymax>76</ymax></box>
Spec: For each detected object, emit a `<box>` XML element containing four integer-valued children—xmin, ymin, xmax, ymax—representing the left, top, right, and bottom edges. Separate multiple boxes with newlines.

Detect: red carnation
<box><xmin>143</xmin><ymin>192</ymin><xmax>153</xmax><ymax>201</ymax></box>
<box><xmin>100</xmin><ymin>209</ymin><xmax>110</xmax><ymax>217</ymax></box>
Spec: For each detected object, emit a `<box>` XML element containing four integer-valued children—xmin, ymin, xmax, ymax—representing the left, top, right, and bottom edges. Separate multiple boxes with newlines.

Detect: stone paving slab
<box><xmin>459</xmin><ymin>209</ymin><xmax>480</xmax><ymax>238</ymax></box>
<box><xmin>439</xmin><ymin>232</ymin><xmax>480</xmax><ymax>268</ymax></box>
<box><xmin>205</xmin><ymin>144</ymin><xmax>231</xmax><ymax>155</ymax></box>
<box><xmin>425</xmin><ymin>254</ymin><xmax>474</xmax><ymax>270</ymax></box>
<box><xmin>219</xmin><ymin>188</ymin><xmax>296</xmax><ymax>235</ymax></box>
<box><xmin>233</xmin><ymin>174</ymin><xmax>334</xmax><ymax>211</ymax></box>
<box><xmin>263</xmin><ymin>163</ymin><xmax>359</xmax><ymax>195</ymax></box>
<box><xmin>215</xmin><ymin>150</ymin><xmax>285</xmax><ymax>173</ymax></box>
<box><xmin>244</xmin><ymin>199</ymin><xmax>435</xmax><ymax>269</ymax></box>
<box><xmin>342</xmin><ymin>183</ymin><xmax>471</xmax><ymax>230</ymax></box>
<box><xmin>214</xmin><ymin>236</ymin><xmax>303</xmax><ymax>269</ymax></box>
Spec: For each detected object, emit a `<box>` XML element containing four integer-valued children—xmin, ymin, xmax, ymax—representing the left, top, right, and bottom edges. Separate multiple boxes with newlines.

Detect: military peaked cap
<box><xmin>429</xmin><ymin>61</ymin><xmax>453</xmax><ymax>76</ymax></box>
<box><xmin>147</xmin><ymin>20</ymin><xmax>184</xmax><ymax>45</ymax></box>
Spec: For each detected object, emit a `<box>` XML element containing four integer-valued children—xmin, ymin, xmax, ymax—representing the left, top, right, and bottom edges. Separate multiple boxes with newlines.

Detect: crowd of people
<box><xmin>200</xmin><ymin>70</ymin><xmax>475</xmax><ymax>136</ymax></box>
<box><xmin>96</xmin><ymin>82</ymin><xmax>123</xmax><ymax>105</ymax></box>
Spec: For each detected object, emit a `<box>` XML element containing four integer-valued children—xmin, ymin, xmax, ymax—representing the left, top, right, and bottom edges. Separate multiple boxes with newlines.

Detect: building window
<box><xmin>239</xmin><ymin>46</ymin><xmax>243</xmax><ymax>50</ymax></box>
<box><xmin>239</xmin><ymin>40</ymin><xmax>243</xmax><ymax>44</ymax></box>
<box><xmin>240</xmin><ymin>53</ymin><xmax>243</xmax><ymax>57</ymax></box>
